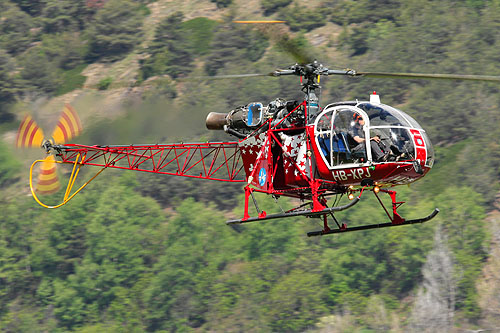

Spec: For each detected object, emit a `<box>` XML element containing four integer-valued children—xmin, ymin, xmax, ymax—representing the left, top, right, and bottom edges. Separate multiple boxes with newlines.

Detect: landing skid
<box><xmin>228</xmin><ymin>185</ymin><xmax>439</xmax><ymax>237</ymax></box>
<box><xmin>307</xmin><ymin>208</ymin><xmax>439</xmax><ymax>237</ymax></box>
<box><xmin>226</xmin><ymin>197</ymin><xmax>360</xmax><ymax>224</ymax></box>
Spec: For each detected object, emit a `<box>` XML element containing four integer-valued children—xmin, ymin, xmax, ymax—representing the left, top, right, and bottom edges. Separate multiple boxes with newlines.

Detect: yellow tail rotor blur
<box><xmin>36</xmin><ymin>155</ymin><xmax>60</xmax><ymax>195</ymax></box>
<box><xmin>16</xmin><ymin>115</ymin><xmax>45</xmax><ymax>148</ymax></box>
<box><xmin>15</xmin><ymin>104</ymin><xmax>82</xmax><ymax>195</ymax></box>
<box><xmin>52</xmin><ymin>104</ymin><xmax>82</xmax><ymax>144</ymax></box>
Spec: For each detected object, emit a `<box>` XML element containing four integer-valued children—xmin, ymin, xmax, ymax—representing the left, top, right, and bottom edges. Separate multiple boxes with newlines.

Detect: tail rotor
<box><xmin>16</xmin><ymin>104</ymin><xmax>83</xmax><ymax>195</ymax></box>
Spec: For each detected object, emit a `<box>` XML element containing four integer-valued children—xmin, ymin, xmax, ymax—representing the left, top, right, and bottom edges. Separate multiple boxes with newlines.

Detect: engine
<box><xmin>206</xmin><ymin>99</ymin><xmax>303</xmax><ymax>138</ymax></box>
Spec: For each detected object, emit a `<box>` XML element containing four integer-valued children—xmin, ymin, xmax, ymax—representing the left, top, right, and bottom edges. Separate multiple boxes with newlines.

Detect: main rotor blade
<box><xmin>275</xmin><ymin>33</ymin><xmax>315</xmax><ymax>65</ymax></box>
<box><xmin>192</xmin><ymin>73</ymin><xmax>275</xmax><ymax>80</ymax></box>
<box><xmin>233</xmin><ymin>20</ymin><xmax>314</xmax><ymax>64</ymax></box>
<box><xmin>354</xmin><ymin>71</ymin><xmax>500</xmax><ymax>82</ymax></box>
<box><xmin>233</xmin><ymin>20</ymin><xmax>286</xmax><ymax>24</ymax></box>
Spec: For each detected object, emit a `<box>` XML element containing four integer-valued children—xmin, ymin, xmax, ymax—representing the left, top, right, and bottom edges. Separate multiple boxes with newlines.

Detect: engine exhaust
<box><xmin>206</xmin><ymin>112</ymin><xmax>228</xmax><ymax>130</ymax></box>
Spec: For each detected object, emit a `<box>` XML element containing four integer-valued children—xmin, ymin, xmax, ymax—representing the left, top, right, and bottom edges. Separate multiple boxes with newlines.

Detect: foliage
<box><xmin>0</xmin><ymin>141</ymin><xmax>21</xmax><ymax>187</ymax></box>
<box><xmin>261</xmin><ymin>0</ymin><xmax>292</xmax><ymax>15</ymax></box>
<box><xmin>0</xmin><ymin>49</ymin><xmax>18</xmax><ymax>122</ymax></box>
<box><xmin>280</xmin><ymin>4</ymin><xmax>327</xmax><ymax>32</ymax></box>
<box><xmin>97</xmin><ymin>77</ymin><xmax>113</xmax><ymax>90</ymax></box>
<box><xmin>10</xmin><ymin>0</ymin><xmax>44</xmax><ymax>16</ymax></box>
<box><xmin>437</xmin><ymin>187</ymin><xmax>487</xmax><ymax>320</ymax></box>
<box><xmin>138</xmin><ymin>172</ymin><xmax>241</xmax><ymax>210</ymax></box>
<box><xmin>4</xmin><ymin>166</ymin><xmax>478</xmax><ymax>332</ymax></box>
<box><xmin>327</xmin><ymin>0</ymin><xmax>401</xmax><ymax>26</ymax></box>
<box><xmin>319</xmin><ymin>194</ymin><xmax>435</xmax><ymax>300</ymax></box>
<box><xmin>143</xmin><ymin>198</ymin><xmax>235</xmax><ymax>331</ymax></box>
<box><xmin>140</xmin><ymin>15</ymin><xmax>219</xmax><ymax>80</ymax></box>
<box><xmin>86</xmin><ymin>0</ymin><xmax>144</xmax><ymax>62</ymax></box>
<box><xmin>0</xmin><ymin>173</ymin><xmax>166</xmax><ymax>331</ymax></box>
<box><xmin>0</xmin><ymin>196</ymin><xmax>43</xmax><ymax>318</ymax></box>
<box><xmin>205</xmin><ymin>24</ymin><xmax>269</xmax><ymax>76</ymax></box>
<box><xmin>0</xmin><ymin>4</ymin><xmax>35</xmax><ymax>56</ymax></box>
<box><xmin>140</xmin><ymin>12</ymin><xmax>194</xmax><ymax>80</ymax></box>
<box><xmin>19</xmin><ymin>46</ymin><xmax>61</xmax><ymax>94</ymax></box>
<box><xmin>40</xmin><ymin>0</ymin><xmax>88</xmax><ymax>34</ymax></box>
<box><xmin>55</xmin><ymin>64</ymin><xmax>88</xmax><ymax>96</ymax></box>
<box><xmin>181</xmin><ymin>17</ymin><xmax>219</xmax><ymax>56</ymax></box>
<box><xmin>210</xmin><ymin>0</ymin><xmax>232</xmax><ymax>8</ymax></box>
<box><xmin>140</xmin><ymin>78</ymin><xmax>177</xmax><ymax>99</ymax></box>
<box><xmin>40</xmin><ymin>32</ymin><xmax>88</xmax><ymax>70</ymax></box>
<box><xmin>267</xmin><ymin>269</ymin><xmax>328</xmax><ymax>331</ymax></box>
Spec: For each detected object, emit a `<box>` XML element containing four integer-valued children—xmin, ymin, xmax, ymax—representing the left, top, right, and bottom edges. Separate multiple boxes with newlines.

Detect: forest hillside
<box><xmin>1</xmin><ymin>0</ymin><xmax>500</xmax><ymax>331</ymax></box>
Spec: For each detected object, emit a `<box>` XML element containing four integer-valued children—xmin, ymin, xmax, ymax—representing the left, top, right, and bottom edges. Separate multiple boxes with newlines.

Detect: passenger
<box><xmin>351</xmin><ymin>113</ymin><xmax>388</xmax><ymax>162</ymax></box>
<box><xmin>389</xmin><ymin>127</ymin><xmax>411</xmax><ymax>159</ymax></box>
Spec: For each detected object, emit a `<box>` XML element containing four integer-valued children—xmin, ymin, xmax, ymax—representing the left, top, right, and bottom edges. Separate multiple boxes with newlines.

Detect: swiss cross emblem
<box><xmin>258</xmin><ymin>168</ymin><xmax>267</xmax><ymax>186</ymax></box>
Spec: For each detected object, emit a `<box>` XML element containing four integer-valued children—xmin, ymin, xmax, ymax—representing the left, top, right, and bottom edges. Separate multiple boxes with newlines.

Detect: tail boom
<box><xmin>49</xmin><ymin>142</ymin><xmax>245</xmax><ymax>182</ymax></box>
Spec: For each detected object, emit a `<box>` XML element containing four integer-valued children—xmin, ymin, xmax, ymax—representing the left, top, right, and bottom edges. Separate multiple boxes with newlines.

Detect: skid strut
<box><xmin>307</xmin><ymin>188</ymin><xmax>439</xmax><ymax>237</ymax></box>
<box><xmin>226</xmin><ymin>195</ymin><xmax>360</xmax><ymax>224</ymax></box>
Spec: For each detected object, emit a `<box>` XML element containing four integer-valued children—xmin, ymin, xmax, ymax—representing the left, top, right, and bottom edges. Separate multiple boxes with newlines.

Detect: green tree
<box><xmin>41</xmin><ymin>0</ymin><xmax>87</xmax><ymax>33</ymax></box>
<box><xmin>205</xmin><ymin>24</ymin><xmax>268</xmax><ymax>76</ymax></box>
<box><xmin>182</xmin><ymin>17</ymin><xmax>219</xmax><ymax>56</ymax></box>
<box><xmin>140</xmin><ymin>12</ymin><xmax>193</xmax><ymax>79</ymax></box>
<box><xmin>0</xmin><ymin>49</ymin><xmax>18</xmax><ymax>122</ymax></box>
<box><xmin>236</xmin><ymin>193</ymin><xmax>302</xmax><ymax>261</ymax></box>
<box><xmin>268</xmin><ymin>269</ymin><xmax>327</xmax><ymax>332</ymax></box>
<box><xmin>436</xmin><ymin>186</ymin><xmax>487</xmax><ymax>320</ymax></box>
<box><xmin>143</xmin><ymin>199</ymin><xmax>235</xmax><ymax>331</ymax></box>
<box><xmin>0</xmin><ymin>142</ymin><xmax>20</xmax><ymax>187</ymax></box>
<box><xmin>86</xmin><ymin>0</ymin><xmax>144</xmax><ymax>62</ymax></box>
<box><xmin>0</xmin><ymin>4</ymin><xmax>35</xmax><ymax>56</ymax></box>
<box><xmin>326</xmin><ymin>0</ymin><xmax>401</xmax><ymax>26</ymax></box>
<box><xmin>210</xmin><ymin>0</ymin><xmax>232</xmax><ymax>8</ymax></box>
<box><xmin>0</xmin><ymin>196</ymin><xmax>42</xmax><ymax>316</ymax></box>
<box><xmin>261</xmin><ymin>0</ymin><xmax>292</xmax><ymax>15</ymax></box>
<box><xmin>41</xmin><ymin>32</ymin><xmax>87</xmax><ymax>70</ymax></box>
<box><xmin>10</xmin><ymin>0</ymin><xmax>44</xmax><ymax>16</ymax></box>
<box><xmin>315</xmin><ymin>193</ymin><xmax>435</xmax><ymax>307</ymax></box>
<box><xmin>30</xmin><ymin>174</ymin><xmax>166</xmax><ymax>329</ymax></box>
<box><xmin>280</xmin><ymin>4</ymin><xmax>327</xmax><ymax>32</ymax></box>
<box><xmin>19</xmin><ymin>46</ymin><xmax>60</xmax><ymax>94</ymax></box>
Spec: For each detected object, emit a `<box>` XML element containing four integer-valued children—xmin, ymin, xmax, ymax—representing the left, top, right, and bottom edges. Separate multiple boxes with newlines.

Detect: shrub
<box><xmin>98</xmin><ymin>77</ymin><xmax>113</xmax><ymax>90</ymax></box>
<box><xmin>261</xmin><ymin>0</ymin><xmax>292</xmax><ymax>16</ymax></box>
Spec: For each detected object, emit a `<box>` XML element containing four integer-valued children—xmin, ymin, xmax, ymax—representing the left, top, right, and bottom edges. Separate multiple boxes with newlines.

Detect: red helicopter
<box><xmin>27</xmin><ymin>61</ymin><xmax>500</xmax><ymax>236</ymax></box>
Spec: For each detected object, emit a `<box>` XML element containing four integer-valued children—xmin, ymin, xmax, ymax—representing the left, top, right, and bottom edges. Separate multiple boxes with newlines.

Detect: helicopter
<box><xmin>27</xmin><ymin>60</ymin><xmax>500</xmax><ymax>236</ymax></box>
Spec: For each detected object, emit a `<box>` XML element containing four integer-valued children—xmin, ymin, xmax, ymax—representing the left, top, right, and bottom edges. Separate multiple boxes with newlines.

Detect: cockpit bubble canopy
<box><xmin>314</xmin><ymin>101</ymin><xmax>434</xmax><ymax>168</ymax></box>
<box><xmin>356</xmin><ymin>102</ymin><xmax>422</xmax><ymax>128</ymax></box>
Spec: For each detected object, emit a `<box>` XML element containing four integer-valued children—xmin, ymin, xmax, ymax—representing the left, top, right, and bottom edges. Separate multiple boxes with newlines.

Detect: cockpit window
<box><xmin>398</xmin><ymin>111</ymin><xmax>424</xmax><ymax>130</ymax></box>
<box><xmin>315</xmin><ymin>107</ymin><xmax>369</xmax><ymax>167</ymax></box>
<box><xmin>357</xmin><ymin>103</ymin><xmax>415</xmax><ymax>127</ymax></box>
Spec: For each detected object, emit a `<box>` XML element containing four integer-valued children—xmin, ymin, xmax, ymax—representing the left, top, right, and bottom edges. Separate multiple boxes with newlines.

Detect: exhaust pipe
<box><xmin>206</xmin><ymin>112</ymin><xmax>228</xmax><ymax>130</ymax></box>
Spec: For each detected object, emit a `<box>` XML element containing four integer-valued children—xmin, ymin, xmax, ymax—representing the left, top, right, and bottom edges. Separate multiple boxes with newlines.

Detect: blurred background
<box><xmin>1</xmin><ymin>0</ymin><xmax>500</xmax><ymax>331</ymax></box>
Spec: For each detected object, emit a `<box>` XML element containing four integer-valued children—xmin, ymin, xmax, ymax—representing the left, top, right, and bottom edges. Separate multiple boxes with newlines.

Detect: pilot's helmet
<box><xmin>353</xmin><ymin>113</ymin><xmax>363</xmax><ymax>122</ymax></box>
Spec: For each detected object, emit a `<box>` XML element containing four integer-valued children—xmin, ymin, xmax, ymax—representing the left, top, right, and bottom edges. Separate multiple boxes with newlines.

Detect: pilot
<box><xmin>351</xmin><ymin>113</ymin><xmax>388</xmax><ymax>162</ymax></box>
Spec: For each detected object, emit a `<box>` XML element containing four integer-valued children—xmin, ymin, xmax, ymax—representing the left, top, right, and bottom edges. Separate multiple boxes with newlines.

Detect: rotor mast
<box><xmin>272</xmin><ymin>61</ymin><xmax>355</xmax><ymax>123</ymax></box>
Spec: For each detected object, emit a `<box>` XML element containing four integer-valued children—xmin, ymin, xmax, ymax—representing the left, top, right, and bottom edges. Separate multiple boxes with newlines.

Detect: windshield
<box><xmin>357</xmin><ymin>103</ymin><xmax>422</xmax><ymax>128</ymax></box>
